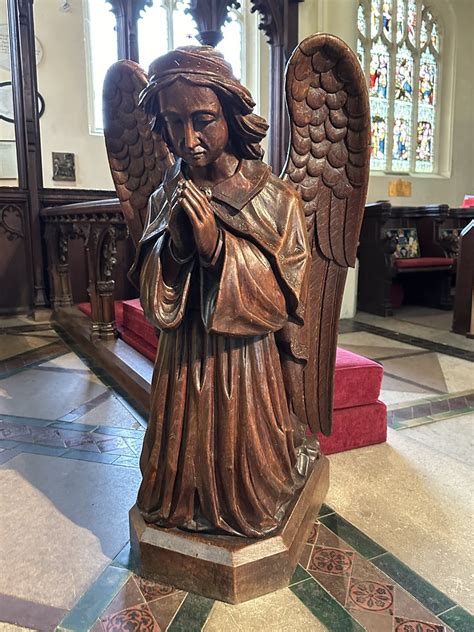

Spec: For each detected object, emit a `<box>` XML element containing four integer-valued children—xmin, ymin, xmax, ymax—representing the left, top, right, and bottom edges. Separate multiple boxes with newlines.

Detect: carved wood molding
<box><xmin>106</xmin><ymin>0</ymin><xmax>153</xmax><ymax>61</ymax></box>
<box><xmin>250</xmin><ymin>0</ymin><xmax>284</xmax><ymax>45</ymax></box>
<box><xmin>0</xmin><ymin>204</ymin><xmax>24</xmax><ymax>240</ymax></box>
<box><xmin>187</xmin><ymin>0</ymin><xmax>241</xmax><ymax>46</ymax></box>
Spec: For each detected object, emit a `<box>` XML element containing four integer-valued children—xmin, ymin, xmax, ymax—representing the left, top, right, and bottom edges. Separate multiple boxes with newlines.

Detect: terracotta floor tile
<box><xmin>101</xmin><ymin>603</ymin><xmax>159</xmax><ymax>632</ymax></box>
<box><xmin>147</xmin><ymin>591</ymin><xmax>187</xmax><ymax>630</ymax></box>
<box><xmin>101</xmin><ymin>576</ymin><xmax>145</xmax><ymax>618</ymax></box>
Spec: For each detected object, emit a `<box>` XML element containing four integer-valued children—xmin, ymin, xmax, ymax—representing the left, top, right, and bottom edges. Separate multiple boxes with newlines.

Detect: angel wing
<box><xmin>279</xmin><ymin>34</ymin><xmax>371</xmax><ymax>436</ymax></box>
<box><xmin>103</xmin><ymin>60</ymin><xmax>174</xmax><ymax>246</ymax></box>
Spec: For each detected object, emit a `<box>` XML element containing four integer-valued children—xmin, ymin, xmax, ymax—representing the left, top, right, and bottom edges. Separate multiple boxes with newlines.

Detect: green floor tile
<box><xmin>95</xmin><ymin>425</ymin><xmax>145</xmax><ymax>439</ymax></box>
<box><xmin>291</xmin><ymin>578</ymin><xmax>364</xmax><ymax>631</ymax></box>
<box><xmin>372</xmin><ymin>553</ymin><xmax>456</xmax><ymax>614</ymax></box>
<box><xmin>167</xmin><ymin>592</ymin><xmax>214</xmax><ymax>632</ymax></box>
<box><xmin>0</xmin><ymin>414</ymin><xmax>53</xmax><ymax>427</ymax></box>
<box><xmin>17</xmin><ymin>443</ymin><xmax>68</xmax><ymax>457</ymax></box>
<box><xmin>61</xmin><ymin>449</ymin><xmax>119</xmax><ymax>464</ymax></box>
<box><xmin>50</xmin><ymin>421</ymin><xmax>99</xmax><ymax>433</ymax></box>
<box><xmin>290</xmin><ymin>563</ymin><xmax>312</xmax><ymax>585</ymax></box>
<box><xmin>58</xmin><ymin>566</ymin><xmax>130</xmax><ymax>632</ymax></box>
<box><xmin>439</xmin><ymin>605</ymin><xmax>474</xmax><ymax>632</ymax></box>
<box><xmin>111</xmin><ymin>541</ymin><xmax>137</xmax><ymax>572</ymax></box>
<box><xmin>319</xmin><ymin>512</ymin><xmax>386</xmax><ymax>559</ymax></box>
<box><xmin>0</xmin><ymin>440</ymin><xmax>20</xmax><ymax>449</ymax></box>
<box><xmin>113</xmin><ymin>455</ymin><xmax>140</xmax><ymax>468</ymax></box>
<box><xmin>318</xmin><ymin>503</ymin><xmax>335</xmax><ymax>517</ymax></box>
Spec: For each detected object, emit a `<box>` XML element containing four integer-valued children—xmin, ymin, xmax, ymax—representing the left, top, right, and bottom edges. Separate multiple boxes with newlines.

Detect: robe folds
<box><xmin>132</xmin><ymin>158</ymin><xmax>318</xmax><ymax>537</ymax></box>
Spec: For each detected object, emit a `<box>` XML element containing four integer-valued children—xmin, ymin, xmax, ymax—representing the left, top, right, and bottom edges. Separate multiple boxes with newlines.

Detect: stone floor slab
<box><xmin>0</xmin><ymin>453</ymin><xmax>140</xmax><ymax>609</ymax></box>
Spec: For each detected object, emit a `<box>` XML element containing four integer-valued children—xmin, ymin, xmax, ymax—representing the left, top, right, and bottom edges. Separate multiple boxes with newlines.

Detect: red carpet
<box><xmin>78</xmin><ymin>299</ymin><xmax>387</xmax><ymax>454</ymax></box>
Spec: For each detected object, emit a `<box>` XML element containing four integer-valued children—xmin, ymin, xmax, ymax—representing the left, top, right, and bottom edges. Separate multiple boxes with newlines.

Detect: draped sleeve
<box><xmin>129</xmin><ymin>185</ymin><xmax>194</xmax><ymax>331</ymax></box>
<box><xmin>200</xmin><ymin>231</ymin><xmax>288</xmax><ymax>337</ymax></box>
<box><xmin>201</xmin><ymin>186</ymin><xmax>310</xmax><ymax>337</ymax></box>
<box><xmin>140</xmin><ymin>234</ymin><xmax>195</xmax><ymax>330</ymax></box>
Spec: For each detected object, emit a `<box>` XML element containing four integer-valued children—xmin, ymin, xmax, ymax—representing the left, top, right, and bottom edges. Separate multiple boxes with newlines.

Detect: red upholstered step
<box><xmin>333</xmin><ymin>348</ymin><xmax>383</xmax><ymax>409</ymax></box>
<box><xmin>394</xmin><ymin>257</ymin><xmax>454</xmax><ymax>269</ymax></box>
<box><xmin>318</xmin><ymin>400</ymin><xmax>387</xmax><ymax>455</ymax></box>
<box><xmin>122</xmin><ymin>299</ymin><xmax>158</xmax><ymax>349</ymax></box>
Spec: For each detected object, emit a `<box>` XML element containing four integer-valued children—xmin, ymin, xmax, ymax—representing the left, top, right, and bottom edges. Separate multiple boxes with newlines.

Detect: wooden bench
<box><xmin>358</xmin><ymin>203</ymin><xmax>454</xmax><ymax>316</ymax></box>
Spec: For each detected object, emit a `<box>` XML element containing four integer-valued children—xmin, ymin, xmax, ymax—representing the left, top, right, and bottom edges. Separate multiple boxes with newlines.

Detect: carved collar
<box><xmin>163</xmin><ymin>158</ymin><xmax>271</xmax><ymax>211</ymax></box>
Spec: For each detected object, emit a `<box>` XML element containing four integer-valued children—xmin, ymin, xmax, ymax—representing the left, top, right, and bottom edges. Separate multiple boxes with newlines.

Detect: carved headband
<box><xmin>141</xmin><ymin>46</ymin><xmax>256</xmax><ymax>112</ymax></box>
<box><xmin>148</xmin><ymin>46</ymin><xmax>234</xmax><ymax>83</ymax></box>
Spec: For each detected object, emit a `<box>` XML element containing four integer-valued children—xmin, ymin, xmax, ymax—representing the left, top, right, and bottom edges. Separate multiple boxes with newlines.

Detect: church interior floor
<box><xmin>0</xmin><ymin>307</ymin><xmax>472</xmax><ymax>632</ymax></box>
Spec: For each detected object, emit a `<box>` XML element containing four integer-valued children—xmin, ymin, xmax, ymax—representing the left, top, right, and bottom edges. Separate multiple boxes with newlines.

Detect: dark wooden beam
<box><xmin>107</xmin><ymin>0</ymin><xmax>153</xmax><ymax>62</ymax></box>
<box><xmin>251</xmin><ymin>0</ymin><xmax>303</xmax><ymax>174</ymax></box>
<box><xmin>7</xmin><ymin>0</ymin><xmax>47</xmax><ymax>310</ymax></box>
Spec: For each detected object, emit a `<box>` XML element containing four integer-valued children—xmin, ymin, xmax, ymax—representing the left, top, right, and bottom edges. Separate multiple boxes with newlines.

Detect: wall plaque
<box><xmin>52</xmin><ymin>152</ymin><xmax>75</xmax><ymax>181</ymax></box>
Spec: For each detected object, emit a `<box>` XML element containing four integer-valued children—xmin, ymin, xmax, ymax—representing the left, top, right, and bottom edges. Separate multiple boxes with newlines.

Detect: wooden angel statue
<box><xmin>103</xmin><ymin>38</ymin><xmax>370</xmax><ymax>543</ymax></box>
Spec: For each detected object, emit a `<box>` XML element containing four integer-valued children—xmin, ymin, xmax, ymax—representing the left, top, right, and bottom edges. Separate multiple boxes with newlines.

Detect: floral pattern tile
<box><xmin>347</xmin><ymin>579</ymin><xmax>395</xmax><ymax>614</ymax></box>
<box><xmin>393</xmin><ymin>617</ymin><xmax>445</xmax><ymax>631</ymax></box>
<box><xmin>101</xmin><ymin>603</ymin><xmax>160</xmax><ymax>632</ymax></box>
<box><xmin>309</xmin><ymin>546</ymin><xmax>354</xmax><ymax>576</ymax></box>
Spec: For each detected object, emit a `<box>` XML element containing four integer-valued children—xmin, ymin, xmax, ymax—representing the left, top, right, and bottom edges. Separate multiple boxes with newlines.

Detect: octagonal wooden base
<box><xmin>129</xmin><ymin>455</ymin><xmax>329</xmax><ymax>604</ymax></box>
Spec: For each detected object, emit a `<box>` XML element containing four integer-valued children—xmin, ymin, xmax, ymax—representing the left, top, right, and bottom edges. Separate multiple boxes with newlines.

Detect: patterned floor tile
<box><xmin>101</xmin><ymin>602</ymin><xmax>160</xmax><ymax>632</ymax></box>
<box><xmin>100</xmin><ymin>576</ymin><xmax>146</xmax><ymax>618</ymax></box>
<box><xmin>134</xmin><ymin>576</ymin><xmax>181</xmax><ymax>603</ymax></box>
<box><xmin>392</xmin><ymin>617</ymin><xmax>446</xmax><ymax>631</ymax></box>
<box><xmin>308</xmin><ymin>546</ymin><xmax>355</xmax><ymax>576</ymax></box>
<box><xmin>147</xmin><ymin>592</ymin><xmax>187</xmax><ymax>630</ymax></box>
<box><xmin>346</xmin><ymin>578</ymin><xmax>395</xmax><ymax>615</ymax></box>
<box><xmin>309</xmin><ymin>570</ymin><xmax>350</xmax><ymax>605</ymax></box>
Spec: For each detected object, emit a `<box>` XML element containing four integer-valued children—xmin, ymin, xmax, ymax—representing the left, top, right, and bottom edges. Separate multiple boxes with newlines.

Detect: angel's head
<box><xmin>139</xmin><ymin>46</ymin><xmax>268</xmax><ymax>165</ymax></box>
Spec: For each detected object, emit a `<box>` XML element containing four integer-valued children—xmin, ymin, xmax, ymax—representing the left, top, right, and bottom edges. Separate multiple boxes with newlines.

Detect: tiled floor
<box><xmin>0</xmin><ymin>307</ymin><xmax>472</xmax><ymax>631</ymax></box>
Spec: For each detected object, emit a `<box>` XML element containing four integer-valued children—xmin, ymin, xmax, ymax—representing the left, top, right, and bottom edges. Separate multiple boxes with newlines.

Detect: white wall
<box><xmin>33</xmin><ymin>0</ymin><xmax>113</xmax><ymax>189</ymax></box>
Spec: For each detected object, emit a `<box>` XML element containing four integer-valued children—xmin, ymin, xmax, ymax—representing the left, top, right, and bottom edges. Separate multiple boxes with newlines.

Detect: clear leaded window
<box><xmin>357</xmin><ymin>0</ymin><xmax>441</xmax><ymax>173</ymax></box>
<box><xmin>84</xmin><ymin>0</ymin><xmax>244</xmax><ymax>133</ymax></box>
<box><xmin>138</xmin><ymin>1</ymin><xmax>244</xmax><ymax>80</ymax></box>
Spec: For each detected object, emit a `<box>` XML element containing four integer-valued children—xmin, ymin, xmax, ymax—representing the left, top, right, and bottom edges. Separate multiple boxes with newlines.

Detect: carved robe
<box><xmin>132</xmin><ymin>159</ymin><xmax>315</xmax><ymax>537</ymax></box>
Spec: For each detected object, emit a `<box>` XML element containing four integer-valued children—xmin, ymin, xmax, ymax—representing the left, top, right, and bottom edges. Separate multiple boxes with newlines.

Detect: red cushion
<box><xmin>121</xmin><ymin>329</ymin><xmax>157</xmax><ymax>362</ymax></box>
<box><xmin>317</xmin><ymin>400</ymin><xmax>387</xmax><ymax>455</ymax></box>
<box><xmin>394</xmin><ymin>257</ymin><xmax>453</xmax><ymax>269</ymax></box>
<box><xmin>334</xmin><ymin>348</ymin><xmax>383</xmax><ymax>410</ymax></box>
<box><xmin>122</xmin><ymin>298</ymin><xmax>158</xmax><ymax>348</ymax></box>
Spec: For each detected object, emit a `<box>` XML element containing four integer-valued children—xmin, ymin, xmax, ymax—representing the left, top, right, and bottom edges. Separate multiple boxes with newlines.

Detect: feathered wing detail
<box><xmin>103</xmin><ymin>60</ymin><xmax>174</xmax><ymax>246</ymax></box>
<box><xmin>279</xmin><ymin>34</ymin><xmax>371</xmax><ymax>435</ymax></box>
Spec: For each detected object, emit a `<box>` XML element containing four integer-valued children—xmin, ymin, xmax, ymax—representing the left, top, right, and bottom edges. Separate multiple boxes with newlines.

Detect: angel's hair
<box><xmin>139</xmin><ymin>49</ymin><xmax>268</xmax><ymax>160</ymax></box>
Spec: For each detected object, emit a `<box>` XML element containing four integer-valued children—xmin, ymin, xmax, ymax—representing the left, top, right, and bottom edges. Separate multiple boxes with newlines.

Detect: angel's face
<box><xmin>159</xmin><ymin>80</ymin><xmax>229</xmax><ymax>168</ymax></box>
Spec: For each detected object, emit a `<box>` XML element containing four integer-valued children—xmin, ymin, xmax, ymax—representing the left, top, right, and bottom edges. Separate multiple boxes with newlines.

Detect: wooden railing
<box><xmin>40</xmin><ymin>199</ymin><xmax>130</xmax><ymax>340</ymax></box>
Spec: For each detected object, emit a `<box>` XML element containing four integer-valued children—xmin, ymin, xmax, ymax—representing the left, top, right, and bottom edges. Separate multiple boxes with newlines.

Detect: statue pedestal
<box><xmin>129</xmin><ymin>455</ymin><xmax>329</xmax><ymax>604</ymax></box>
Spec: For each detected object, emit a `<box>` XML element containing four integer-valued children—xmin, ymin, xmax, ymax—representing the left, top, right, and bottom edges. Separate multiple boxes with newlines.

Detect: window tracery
<box><xmin>85</xmin><ymin>0</ymin><xmax>245</xmax><ymax>133</ymax></box>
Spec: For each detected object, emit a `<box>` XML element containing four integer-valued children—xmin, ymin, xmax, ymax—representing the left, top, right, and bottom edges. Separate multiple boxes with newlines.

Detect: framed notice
<box><xmin>0</xmin><ymin>24</ymin><xmax>43</xmax><ymax>71</ymax></box>
<box><xmin>0</xmin><ymin>140</ymin><xmax>18</xmax><ymax>179</ymax></box>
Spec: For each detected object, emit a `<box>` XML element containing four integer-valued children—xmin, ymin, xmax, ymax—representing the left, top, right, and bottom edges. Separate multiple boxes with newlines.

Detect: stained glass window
<box><xmin>358</xmin><ymin>0</ymin><xmax>441</xmax><ymax>173</ymax></box>
<box><xmin>358</xmin><ymin>4</ymin><xmax>367</xmax><ymax>37</ymax></box>
<box><xmin>382</xmin><ymin>1</ymin><xmax>392</xmax><ymax>38</ymax></box>
<box><xmin>407</xmin><ymin>0</ymin><xmax>417</xmax><ymax>45</ymax></box>
<box><xmin>369</xmin><ymin>40</ymin><xmax>390</xmax><ymax>99</ymax></box>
